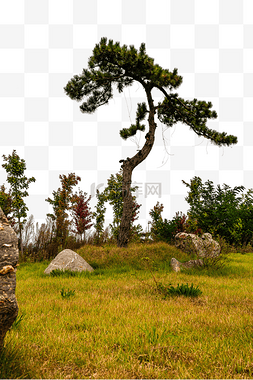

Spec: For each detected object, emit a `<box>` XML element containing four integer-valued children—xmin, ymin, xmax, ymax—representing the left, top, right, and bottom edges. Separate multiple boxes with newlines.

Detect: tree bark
<box><xmin>117</xmin><ymin>163</ymin><xmax>133</xmax><ymax>247</ymax></box>
<box><xmin>0</xmin><ymin>207</ymin><xmax>19</xmax><ymax>350</ymax></box>
<box><xmin>18</xmin><ymin>216</ymin><xmax>23</xmax><ymax>258</ymax></box>
<box><xmin>117</xmin><ymin>87</ymin><xmax>157</xmax><ymax>247</ymax></box>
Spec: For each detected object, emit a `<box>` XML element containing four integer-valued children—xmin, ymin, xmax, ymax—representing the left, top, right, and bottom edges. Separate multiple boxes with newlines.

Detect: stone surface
<box><xmin>171</xmin><ymin>257</ymin><xmax>203</xmax><ymax>272</ymax></box>
<box><xmin>0</xmin><ymin>207</ymin><xmax>19</xmax><ymax>350</ymax></box>
<box><xmin>201</xmin><ymin>233</ymin><xmax>220</xmax><ymax>257</ymax></box>
<box><xmin>44</xmin><ymin>249</ymin><xmax>94</xmax><ymax>274</ymax></box>
<box><xmin>174</xmin><ymin>232</ymin><xmax>220</xmax><ymax>258</ymax></box>
<box><xmin>172</xmin><ymin>232</ymin><xmax>220</xmax><ymax>272</ymax></box>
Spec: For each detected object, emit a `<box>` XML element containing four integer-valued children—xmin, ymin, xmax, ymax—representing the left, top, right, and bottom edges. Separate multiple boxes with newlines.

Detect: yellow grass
<box><xmin>1</xmin><ymin>242</ymin><xmax>253</xmax><ymax>379</ymax></box>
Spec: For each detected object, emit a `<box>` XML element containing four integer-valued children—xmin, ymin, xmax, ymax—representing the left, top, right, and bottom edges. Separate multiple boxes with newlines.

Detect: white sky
<box><xmin>0</xmin><ymin>0</ymin><xmax>252</xmax><ymax>231</ymax></box>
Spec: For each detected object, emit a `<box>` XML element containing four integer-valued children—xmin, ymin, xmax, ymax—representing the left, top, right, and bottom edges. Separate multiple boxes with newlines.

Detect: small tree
<box><xmin>93</xmin><ymin>189</ymin><xmax>107</xmax><ymax>245</ymax></box>
<box><xmin>46</xmin><ymin>173</ymin><xmax>81</xmax><ymax>250</ymax></box>
<box><xmin>92</xmin><ymin>171</ymin><xmax>141</xmax><ymax>244</ymax></box>
<box><xmin>2</xmin><ymin>150</ymin><xmax>36</xmax><ymax>256</ymax></box>
<box><xmin>149</xmin><ymin>202</ymin><xmax>188</xmax><ymax>243</ymax></box>
<box><xmin>71</xmin><ymin>188</ymin><xmax>93</xmax><ymax>242</ymax></box>
<box><xmin>0</xmin><ymin>184</ymin><xmax>13</xmax><ymax>221</ymax></box>
<box><xmin>21</xmin><ymin>214</ymin><xmax>35</xmax><ymax>253</ymax></box>
<box><xmin>103</xmin><ymin>170</ymin><xmax>141</xmax><ymax>240</ymax></box>
<box><xmin>65</xmin><ymin>38</ymin><xmax>237</xmax><ymax>247</ymax></box>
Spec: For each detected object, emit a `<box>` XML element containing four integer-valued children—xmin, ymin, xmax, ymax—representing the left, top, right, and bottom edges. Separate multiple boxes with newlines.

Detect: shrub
<box><xmin>149</xmin><ymin>203</ymin><xmax>201</xmax><ymax>243</ymax></box>
<box><xmin>149</xmin><ymin>203</ymin><xmax>183</xmax><ymax>243</ymax></box>
<box><xmin>183</xmin><ymin>176</ymin><xmax>253</xmax><ymax>247</ymax></box>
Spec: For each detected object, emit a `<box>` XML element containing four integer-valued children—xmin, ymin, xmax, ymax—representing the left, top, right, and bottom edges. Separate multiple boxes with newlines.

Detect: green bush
<box><xmin>149</xmin><ymin>203</ymin><xmax>188</xmax><ymax>243</ymax></box>
<box><xmin>183</xmin><ymin>177</ymin><xmax>253</xmax><ymax>247</ymax></box>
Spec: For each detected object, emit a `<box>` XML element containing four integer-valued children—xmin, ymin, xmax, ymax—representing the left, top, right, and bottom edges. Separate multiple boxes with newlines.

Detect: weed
<box><xmin>60</xmin><ymin>288</ymin><xmax>75</xmax><ymax>298</ymax></box>
<box><xmin>157</xmin><ymin>282</ymin><xmax>202</xmax><ymax>298</ymax></box>
<box><xmin>140</xmin><ymin>325</ymin><xmax>168</xmax><ymax>345</ymax></box>
<box><xmin>10</xmin><ymin>313</ymin><xmax>25</xmax><ymax>330</ymax></box>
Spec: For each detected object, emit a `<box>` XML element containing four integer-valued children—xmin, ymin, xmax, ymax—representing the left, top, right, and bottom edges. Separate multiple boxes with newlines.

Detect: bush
<box><xmin>183</xmin><ymin>177</ymin><xmax>253</xmax><ymax>247</ymax></box>
<box><xmin>149</xmin><ymin>203</ymin><xmax>202</xmax><ymax>244</ymax></box>
<box><xmin>149</xmin><ymin>203</ymin><xmax>182</xmax><ymax>243</ymax></box>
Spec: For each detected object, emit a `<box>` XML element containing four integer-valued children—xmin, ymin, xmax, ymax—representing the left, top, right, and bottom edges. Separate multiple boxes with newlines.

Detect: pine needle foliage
<box><xmin>65</xmin><ymin>37</ymin><xmax>237</xmax><ymax>147</ymax></box>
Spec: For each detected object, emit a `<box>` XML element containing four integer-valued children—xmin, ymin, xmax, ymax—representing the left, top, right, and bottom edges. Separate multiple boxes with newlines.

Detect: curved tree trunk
<box><xmin>117</xmin><ymin>88</ymin><xmax>157</xmax><ymax>247</ymax></box>
<box><xmin>117</xmin><ymin>163</ymin><xmax>134</xmax><ymax>247</ymax></box>
<box><xmin>0</xmin><ymin>207</ymin><xmax>19</xmax><ymax>350</ymax></box>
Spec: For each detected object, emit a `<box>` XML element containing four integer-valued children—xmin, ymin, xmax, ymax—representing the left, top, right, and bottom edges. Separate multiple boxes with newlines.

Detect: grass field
<box><xmin>1</xmin><ymin>242</ymin><xmax>253</xmax><ymax>379</ymax></box>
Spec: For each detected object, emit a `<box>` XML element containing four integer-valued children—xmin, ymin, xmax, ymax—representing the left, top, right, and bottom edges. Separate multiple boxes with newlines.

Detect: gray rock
<box><xmin>174</xmin><ymin>232</ymin><xmax>205</xmax><ymax>257</ymax></box>
<box><xmin>201</xmin><ymin>233</ymin><xmax>220</xmax><ymax>258</ymax></box>
<box><xmin>172</xmin><ymin>232</ymin><xmax>220</xmax><ymax>272</ymax></box>
<box><xmin>170</xmin><ymin>258</ymin><xmax>181</xmax><ymax>272</ymax></box>
<box><xmin>171</xmin><ymin>257</ymin><xmax>203</xmax><ymax>272</ymax></box>
<box><xmin>44</xmin><ymin>249</ymin><xmax>94</xmax><ymax>275</ymax></box>
<box><xmin>175</xmin><ymin>232</ymin><xmax>220</xmax><ymax>258</ymax></box>
<box><xmin>0</xmin><ymin>207</ymin><xmax>19</xmax><ymax>350</ymax></box>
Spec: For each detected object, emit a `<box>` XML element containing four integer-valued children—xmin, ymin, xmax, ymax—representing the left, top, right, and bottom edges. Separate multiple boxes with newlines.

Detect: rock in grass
<box><xmin>171</xmin><ymin>257</ymin><xmax>204</xmax><ymax>272</ymax></box>
<box><xmin>0</xmin><ymin>207</ymin><xmax>19</xmax><ymax>350</ymax></box>
<box><xmin>175</xmin><ymin>232</ymin><xmax>220</xmax><ymax>258</ymax></box>
<box><xmin>44</xmin><ymin>249</ymin><xmax>94</xmax><ymax>275</ymax></box>
<box><xmin>172</xmin><ymin>232</ymin><xmax>220</xmax><ymax>272</ymax></box>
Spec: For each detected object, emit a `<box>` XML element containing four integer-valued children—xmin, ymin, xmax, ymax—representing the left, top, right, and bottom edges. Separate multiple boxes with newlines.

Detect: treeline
<box><xmin>149</xmin><ymin>177</ymin><xmax>253</xmax><ymax>251</ymax></box>
<box><xmin>0</xmin><ymin>151</ymin><xmax>143</xmax><ymax>260</ymax></box>
<box><xmin>17</xmin><ymin>170</ymin><xmax>143</xmax><ymax>260</ymax></box>
<box><xmin>1</xmin><ymin>151</ymin><xmax>253</xmax><ymax>261</ymax></box>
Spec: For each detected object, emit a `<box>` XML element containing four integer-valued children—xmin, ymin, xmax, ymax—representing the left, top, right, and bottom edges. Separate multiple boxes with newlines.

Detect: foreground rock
<box><xmin>174</xmin><ymin>232</ymin><xmax>220</xmax><ymax>258</ymax></box>
<box><xmin>171</xmin><ymin>257</ymin><xmax>204</xmax><ymax>272</ymax></box>
<box><xmin>172</xmin><ymin>232</ymin><xmax>220</xmax><ymax>272</ymax></box>
<box><xmin>0</xmin><ymin>208</ymin><xmax>19</xmax><ymax>350</ymax></box>
<box><xmin>44</xmin><ymin>249</ymin><xmax>94</xmax><ymax>274</ymax></box>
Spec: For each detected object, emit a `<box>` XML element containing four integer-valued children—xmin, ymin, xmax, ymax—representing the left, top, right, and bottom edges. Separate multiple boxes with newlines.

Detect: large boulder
<box><xmin>201</xmin><ymin>233</ymin><xmax>221</xmax><ymax>257</ymax></box>
<box><xmin>0</xmin><ymin>208</ymin><xmax>19</xmax><ymax>350</ymax></box>
<box><xmin>174</xmin><ymin>232</ymin><xmax>220</xmax><ymax>258</ymax></box>
<box><xmin>44</xmin><ymin>249</ymin><xmax>94</xmax><ymax>275</ymax></box>
<box><xmin>172</xmin><ymin>232</ymin><xmax>220</xmax><ymax>272</ymax></box>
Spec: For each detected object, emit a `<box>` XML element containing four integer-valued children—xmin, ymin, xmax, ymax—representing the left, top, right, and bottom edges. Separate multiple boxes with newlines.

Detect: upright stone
<box><xmin>0</xmin><ymin>207</ymin><xmax>19</xmax><ymax>350</ymax></box>
<box><xmin>172</xmin><ymin>232</ymin><xmax>221</xmax><ymax>272</ymax></box>
<box><xmin>175</xmin><ymin>232</ymin><xmax>220</xmax><ymax>258</ymax></box>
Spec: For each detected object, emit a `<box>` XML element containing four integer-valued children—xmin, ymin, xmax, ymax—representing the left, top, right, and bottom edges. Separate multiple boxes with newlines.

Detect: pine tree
<box><xmin>65</xmin><ymin>37</ymin><xmax>237</xmax><ymax>248</ymax></box>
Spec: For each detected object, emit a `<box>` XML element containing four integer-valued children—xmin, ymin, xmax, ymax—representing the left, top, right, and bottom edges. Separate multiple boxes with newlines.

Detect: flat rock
<box><xmin>44</xmin><ymin>249</ymin><xmax>94</xmax><ymax>275</ymax></box>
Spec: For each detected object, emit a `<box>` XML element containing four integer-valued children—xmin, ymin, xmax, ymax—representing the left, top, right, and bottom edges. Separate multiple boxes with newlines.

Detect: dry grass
<box><xmin>1</xmin><ymin>242</ymin><xmax>253</xmax><ymax>379</ymax></box>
